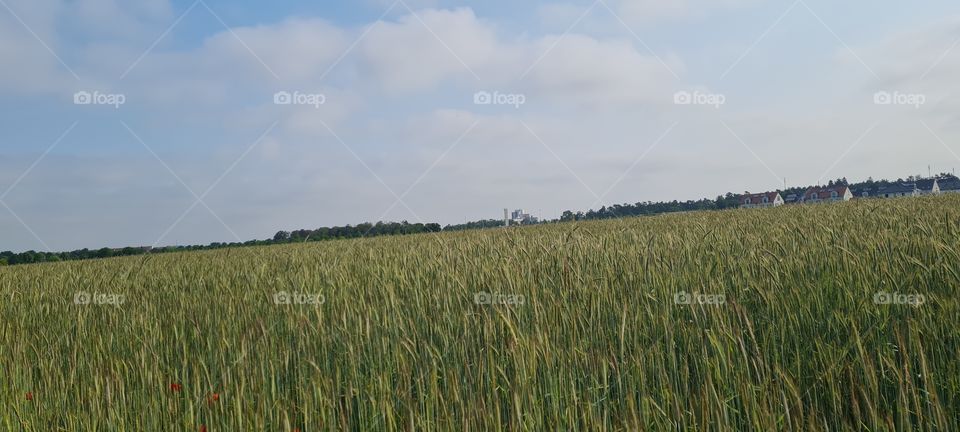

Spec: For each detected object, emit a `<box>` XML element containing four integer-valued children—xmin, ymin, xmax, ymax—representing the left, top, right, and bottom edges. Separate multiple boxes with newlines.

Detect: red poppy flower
<box><xmin>199</xmin><ymin>426</ymin><xmax>207</xmax><ymax>432</ymax></box>
<box><xmin>170</xmin><ymin>383</ymin><xmax>182</xmax><ymax>392</ymax></box>
<box><xmin>25</xmin><ymin>392</ymin><xmax>33</xmax><ymax>401</ymax></box>
<box><xmin>207</xmin><ymin>392</ymin><xmax>220</xmax><ymax>405</ymax></box>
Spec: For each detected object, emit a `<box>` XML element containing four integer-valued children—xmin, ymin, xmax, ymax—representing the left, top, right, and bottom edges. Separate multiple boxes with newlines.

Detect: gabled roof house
<box><xmin>740</xmin><ymin>191</ymin><xmax>784</xmax><ymax>208</ymax></box>
<box><xmin>852</xmin><ymin>179</ymin><xmax>941</xmax><ymax>199</ymax></box>
<box><xmin>850</xmin><ymin>185</ymin><xmax>875</xmax><ymax>199</ymax></box>
<box><xmin>939</xmin><ymin>177</ymin><xmax>960</xmax><ymax>194</ymax></box>
<box><xmin>915</xmin><ymin>178</ymin><xmax>940</xmax><ymax>195</ymax></box>
<box><xmin>802</xmin><ymin>185</ymin><xmax>852</xmax><ymax>203</ymax></box>
<box><xmin>783</xmin><ymin>193</ymin><xmax>802</xmax><ymax>204</ymax></box>
<box><xmin>877</xmin><ymin>183</ymin><xmax>919</xmax><ymax>198</ymax></box>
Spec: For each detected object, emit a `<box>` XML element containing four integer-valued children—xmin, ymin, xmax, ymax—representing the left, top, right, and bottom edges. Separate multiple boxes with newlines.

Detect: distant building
<box><xmin>850</xmin><ymin>185</ymin><xmax>874</xmax><ymax>199</ymax></box>
<box><xmin>939</xmin><ymin>177</ymin><xmax>960</xmax><ymax>194</ymax></box>
<box><xmin>509</xmin><ymin>209</ymin><xmax>538</xmax><ymax>224</ymax></box>
<box><xmin>740</xmin><ymin>176</ymin><xmax>954</xmax><ymax>207</ymax></box>
<box><xmin>916</xmin><ymin>178</ymin><xmax>940</xmax><ymax>195</ymax></box>
<box><xmin>852</xmin><ymin>179</ymin><xmax>941</xmax><ymax>199</ymax></box>
<box><xmin>740</xmin><ymin>192</ymin><xmax>784</xmax><ymax>208</ymax></box>
<box><xmin>864</xmin><ymin>183</ymin><xmax>922</xmax><ymax>198</ymax></box>
<box><xmin>878</xmin><ymin>183</ymin><xmax>919</xmax><ymax>198</ymax></box>
<box><xmin>783</xmin><ymin>193</ymin><xmax>802</xmax><ymax>205</ymax></box>
<box><xmin>851</xmin><ymin>184</ymin><xmax>891</xmax><ymax>199</ymax></box>
<box><xmin>802</xmin><ymin>185</ymin><xmax>852</xmax><ymax>203</ymax></box>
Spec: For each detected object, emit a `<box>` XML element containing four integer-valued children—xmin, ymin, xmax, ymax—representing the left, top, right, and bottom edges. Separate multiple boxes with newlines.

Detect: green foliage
<box><xmin>443</xmin><ymin>219</ymin><xmax>506</xmax><ymax>231</ymax></box>
<box><xmin>0</xmin><ymin>221</ymin><xmax>444</xmax><ymax>267</ymax></box>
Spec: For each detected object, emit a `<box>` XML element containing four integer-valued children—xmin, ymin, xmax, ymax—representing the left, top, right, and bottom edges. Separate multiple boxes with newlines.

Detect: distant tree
<box><xmin>444</xmin><ymin>219</ymin><xmax>508</xmax><ymax>231</ymax></box>
<box><xmin>273</xmin><ymin>231</ymin><xmax>291</xmax><ymax>241</ymax></box>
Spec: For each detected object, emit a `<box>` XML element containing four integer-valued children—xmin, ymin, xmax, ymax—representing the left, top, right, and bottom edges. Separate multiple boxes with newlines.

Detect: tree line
<box><xmin>3</xmin><ymin>173</ymin><xmax>956</xmax><ymax>267</ymax></box>
<box><xmin>0</xmin><ymin>222</ymin><xmax>441</xmax><ymax>266</ymax></box>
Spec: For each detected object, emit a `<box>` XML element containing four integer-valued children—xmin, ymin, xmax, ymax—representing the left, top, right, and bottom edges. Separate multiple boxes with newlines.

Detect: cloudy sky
<box><xmin>1</xmin><ymin>0</ymin><xmax>959</xmax><ymax>252</ymax></box>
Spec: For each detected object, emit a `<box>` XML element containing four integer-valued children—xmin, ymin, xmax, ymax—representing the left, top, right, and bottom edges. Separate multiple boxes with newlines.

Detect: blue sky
<box><xmin>2</xmin><ymin>0</ymin><xmax>960</xmax><ymax>252</ymax></box>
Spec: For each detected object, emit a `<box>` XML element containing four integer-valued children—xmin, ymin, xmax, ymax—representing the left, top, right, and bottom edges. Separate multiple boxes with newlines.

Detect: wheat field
<box><xmin>2</xmin><ymin>195</ymin><xmax>959</xmax><ymax>430</ymax></box>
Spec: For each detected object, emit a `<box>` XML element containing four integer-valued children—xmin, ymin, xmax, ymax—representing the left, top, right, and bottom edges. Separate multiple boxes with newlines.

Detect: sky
<box><xmin>2</xmin><ymin>0</ymin><xmax>960</xmax><ymax>252</ymax></box>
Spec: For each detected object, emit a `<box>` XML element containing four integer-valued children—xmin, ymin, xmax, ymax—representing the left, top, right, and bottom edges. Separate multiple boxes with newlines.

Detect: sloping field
<box><xmin>2</xmin><ymin>196</ymin><xmax>959</xmax><ymax>430</ymax></box>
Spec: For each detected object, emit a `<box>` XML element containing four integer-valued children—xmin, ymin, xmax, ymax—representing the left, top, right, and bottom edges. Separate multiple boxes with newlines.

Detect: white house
<box><xmin>939</xmin><ymin>177</ymin><xmax>960</xmax><ymax>194</ymax></box>
<box><xmin>740</xmin><ymin>191</ymin><xmax>784</xmax><ymax>208</ymax></box>
<box><xmin>802</xmin><ymin>185</ymin><xmax>853</xmax><ymax>203</ymax></box>
<box><xmin>916</xmin><ymin>179</ymin><xmax>940</xmax><ymax>195</ymax></box>
<box><xmin>880</xmin><ymin>184</ymin><xmax>919</xmax><ymax>198</ymax></box>
<box><xmin>852</xmin><ymin>181</ymin><xmax>937</xmax><ymax>199</ymax></box>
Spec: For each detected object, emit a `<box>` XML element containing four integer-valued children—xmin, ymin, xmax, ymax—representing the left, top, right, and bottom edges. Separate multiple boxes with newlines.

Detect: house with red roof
<box><xmin>740</xmin><ymin>191</ymin><xmax>784</xmax><ymax>208</ymax></box>
<box><xmin>801</xmin><ymin>185</ymin><xmax>852</xmax><ymax>203</ymax></box>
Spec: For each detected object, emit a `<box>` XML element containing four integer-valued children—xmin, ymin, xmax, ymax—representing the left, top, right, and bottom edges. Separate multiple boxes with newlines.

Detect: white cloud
<box><xmin>357</xmin><ymin>8</ymin><xmax>499</xmax><ymax>92</ymax></box>
<box><xmin>0</xmin><ymin>0</ymin><xmax>74</xmax><ymax>92</ymax></box>
<box><xmin>522</xmin><ymin>34</ymin><xmax>681</xmax><ymax>107</ymax></box>
<box><xmin>70</xmin><ymin>0</ymin><xmax>173</xmax><ymax>38</ymax></box>
<box><xmin>539</xmin><ymin>0</ymin><xmax>763</xmax><ymax>28</ymax></box>
<box><xmin>615</xmin><ymin>0</ymin><xmax>763</xmax><ymax>22</ymax></box>
<box><xmin>4</xmin><ymin>2</ymin><xmax>960</xmax><ymax>251</ymax></box>
<box><xmin>364</xmin><ymin>0</ymin><xmax>439</xmax><ymax>10</ymax></box>
<box><xmin>201</xmin><ymin>17</ymin><xmax>349</xmax><ymax>83</ymax></box>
